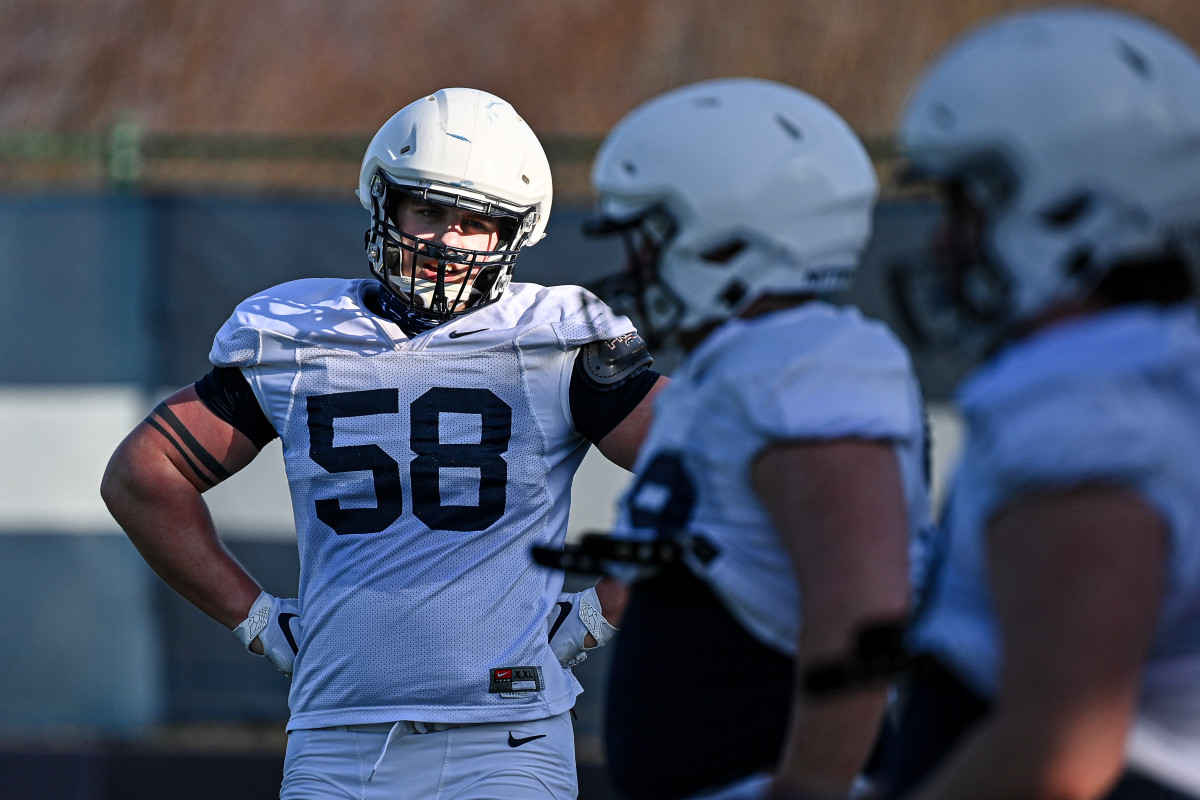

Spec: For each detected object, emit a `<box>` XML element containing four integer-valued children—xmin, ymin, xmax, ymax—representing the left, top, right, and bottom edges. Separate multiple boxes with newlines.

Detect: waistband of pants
<box><xmin>319</xmin><ymin>720</ymin><xmax>480</xmax><ymax>735</ymax></box>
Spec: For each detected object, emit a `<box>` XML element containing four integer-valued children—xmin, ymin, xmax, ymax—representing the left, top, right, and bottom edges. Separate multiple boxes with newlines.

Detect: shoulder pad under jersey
<box><xmin>576</xmin><ymin>332</ymin><xmax>654</xmax><ymax>390</ymax></box>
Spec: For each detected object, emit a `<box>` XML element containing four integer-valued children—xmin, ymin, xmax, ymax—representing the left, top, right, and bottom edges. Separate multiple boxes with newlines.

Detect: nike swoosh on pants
<box><xmin>508</xmin><ymin>733</ymin><xmax>548</xmax><ymax>747</ymax></box>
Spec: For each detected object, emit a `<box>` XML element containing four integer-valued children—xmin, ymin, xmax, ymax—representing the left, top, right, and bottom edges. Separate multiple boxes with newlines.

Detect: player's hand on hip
<box><xmin>232</xmin><ymin>591</ymin><xmax>302</xmax><ymax>677</ymax></box>
<box><xmin>548</xmin><ymin>586</ymin><xmax>618</xmax><ymax>667</ymax></box>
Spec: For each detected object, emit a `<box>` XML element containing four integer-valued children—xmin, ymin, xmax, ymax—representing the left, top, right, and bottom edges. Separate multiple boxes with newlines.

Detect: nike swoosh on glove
<box><xmin>232</xmin><ymin>590</ymin><xmax>303</xmax><ymax>677</ymax></box>
<box><xmin>548</xmin><ymin>586</ymin><xmax>618</xmax><ymax>668</ymax></box>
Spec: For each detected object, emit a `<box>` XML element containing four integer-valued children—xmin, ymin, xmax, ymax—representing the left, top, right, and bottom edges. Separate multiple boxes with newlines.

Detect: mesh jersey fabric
<box><xmin>209</xmin><ymin>278</ymin><xmax>637</xmax><ymax>729</ymax></box>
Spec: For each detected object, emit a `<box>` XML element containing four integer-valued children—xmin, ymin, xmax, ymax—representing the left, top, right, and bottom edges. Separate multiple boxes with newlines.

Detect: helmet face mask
<box><xmin>359</xmin><ymin>88</ymin><xmax>552</xmax><ymax>327</ymax></box>
<box><xmin>366</xmin><ymin>175</ymin><xmax>530</xmax><ymax>325</ymax></box>
<box><xmin>585</xmin><ymin>205</ymin><xmax>683</xmax><ymax>346</ymax></box>
<box><xmin>889</xmin><ymin>172</ymin><xmax>1014</xmax><ymax>352</ymax></box>
<box><xmin>586</xmin><ymin>78</ymin><xmax>878</xmax><ymax>347</ymax></box>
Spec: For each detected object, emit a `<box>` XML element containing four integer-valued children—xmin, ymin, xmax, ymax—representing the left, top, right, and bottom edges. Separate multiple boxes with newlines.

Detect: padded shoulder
<box><xmin>958</xmin><ymin>308</ymin><xmax>1193</xmax><ymax>498</ymax></box>
<box><xmin>971</xmin><ymin>372</ymin><xmax>1162</xmax><ymax>498</ymax></box>
<box><xmin>209</xmin><ymin>278</ymin><xmax>387</xmax><ymax>368</ymax></box>
<box><xmin>698</xmin><ymin>304</ymin><xmax>921</xmax><ymax>443</ymax></box>
<box><xmin>507</xmin><ymin>283</ymin><xmax>639</xmax><ymax>349</ymax></box>
<box><xmin>575</xmin><ymin>332</ymin><xmax>654</xmax><ymax>390</ymax></box>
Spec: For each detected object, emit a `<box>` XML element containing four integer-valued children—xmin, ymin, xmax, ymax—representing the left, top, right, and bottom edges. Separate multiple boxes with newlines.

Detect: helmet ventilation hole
<box><xmin>1065</xmin><ymin>247</ymin><xmax>1094</xmax><ymax>277</ymax></box>
<box><xmin>1041</xmin><ymin>192</ymin><xmax>1092</xmax><ymax>227</ymax></box>
<box><xmin>718</xmin><ymin>280</ymin><xmax>748</xmax><ymax>307</ymax></box>
<box><xmin>932</xmin><ymin>104</ymin><xmax>955</xmax><ymax>130</ymax></box>
<box><xmin>1116</xmin><ymin>39</ymin><xmax>1151</xmax><ymax>78</ymax></box>
<box><xmin>774</xmin><ymin>114</ymin><xmax>803</xmax><ymax>140</ymax></box>
<box><xmin>700</xmin><ymin>239</ymin><xmax>747</xmax><ymax>264</ymax></box>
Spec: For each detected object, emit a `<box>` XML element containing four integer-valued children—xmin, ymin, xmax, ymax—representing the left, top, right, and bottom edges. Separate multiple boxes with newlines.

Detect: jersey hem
<box><xmin>286</xmin><ymin>693</ymin><xmax>579</xmax><ymax>732</ymax></box>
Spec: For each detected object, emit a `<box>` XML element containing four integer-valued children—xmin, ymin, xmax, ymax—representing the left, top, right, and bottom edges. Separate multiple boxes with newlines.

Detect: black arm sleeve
<box><xmin>193</xmin><ymin>366</ymin><xmax>279</xmax><ymax>450</ymax></box>
<box><xmin>569</xmin><ymin>334</ymin><xmax>662</xmax><ymax>444</ymax></box>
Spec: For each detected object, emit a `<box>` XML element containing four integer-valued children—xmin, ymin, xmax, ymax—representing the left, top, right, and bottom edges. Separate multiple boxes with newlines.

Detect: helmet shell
<box><xmin>591</xmin><ymin>77</ymin><xmax>878</xmax><ymax>334</ymax></box>
<box><xmin>900</xmin><ymin>6</ymin><xmax>1200</xmax><ymax>322</ymax></box>
<box><xmin>360</xmin><ymin>88</ymin><xmax>552</xmax><ymax>245</ymax></box>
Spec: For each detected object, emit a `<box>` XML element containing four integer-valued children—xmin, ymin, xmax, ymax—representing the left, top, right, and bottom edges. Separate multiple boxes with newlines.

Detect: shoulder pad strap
<box><xmin>577</xmin><ymin>333</ymin><xmax>654</xmax><ymax>390</ymax></box>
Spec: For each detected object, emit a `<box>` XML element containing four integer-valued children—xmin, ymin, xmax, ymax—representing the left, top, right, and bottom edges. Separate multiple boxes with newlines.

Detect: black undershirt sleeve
<box><xmin>569</xmin><ymin>361</ymin><xmax>662</xmax><ymax>445</ymax></box>
<box><xmin>197</xmin><ymin>349</ymin><xmax>655</xmax><ymax>450</ymax></box>
<box><xmin>194</xmin><ymin>366</ymin><xmax>279</xmax><ymax>450</ymax></box>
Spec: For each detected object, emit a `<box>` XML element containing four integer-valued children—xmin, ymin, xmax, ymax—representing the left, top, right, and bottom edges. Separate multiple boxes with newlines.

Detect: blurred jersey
<box><xmin>612</xmin><ymin>301</ymin><xmax>932</xmax><ymax>654</ymax></box>
<box><xmin>914</xmin><ymin>303</ymin><xmax>1200</xmax><ymax>793</ymax></box>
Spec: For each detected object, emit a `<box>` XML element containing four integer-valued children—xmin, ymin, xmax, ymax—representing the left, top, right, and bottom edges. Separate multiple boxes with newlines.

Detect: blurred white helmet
<box><xmin>359</xmin><ymin>88</ymin><xmax>553</xmax><ymax>326</ymax></box>
<box><xmin>587</xmin><ymin>77</ymin><xmax>878</xmax><ymax>342</ymax></box>
<box><xmin>898</xmin><ymin>6</ymin><xmax>1200</xmax><ymax>330</ymax></box>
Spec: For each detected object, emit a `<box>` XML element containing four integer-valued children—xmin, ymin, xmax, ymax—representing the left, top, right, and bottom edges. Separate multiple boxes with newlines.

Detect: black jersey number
<box><xmin>307</xmin><ymin>387</ymin><xmax>512</xmax><ymax>535</ymax></box>
<box><xmin>627</xmin><ymin>452</ymin><xmax>697</xmax><ymax>535</ymax></box>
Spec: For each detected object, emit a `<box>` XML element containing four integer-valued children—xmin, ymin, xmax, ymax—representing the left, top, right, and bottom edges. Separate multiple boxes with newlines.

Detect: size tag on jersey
<box><xmin>489</xmin><ymin>666</ymin><xmax>544</xmax><ymax>698</ymax></box>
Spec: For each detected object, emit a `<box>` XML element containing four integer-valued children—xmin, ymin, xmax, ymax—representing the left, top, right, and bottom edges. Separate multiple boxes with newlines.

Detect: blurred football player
<box><xmin>100</xmin><ymin>87</ymin><xmax>664</xmax><ymax>800</ymax></box>
<box><xmin>583</xmin><ymin>78</ymin><xmax>932</xmax><ymax>800</ymax></box>
<box><xmin>879</xmin><ymin>7</ymin><xmax>1200</xmax><ymax>800</ymax></box>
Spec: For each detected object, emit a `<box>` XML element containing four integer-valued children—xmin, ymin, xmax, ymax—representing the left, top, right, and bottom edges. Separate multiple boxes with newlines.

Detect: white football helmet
<box><xmin>897</xmin><ymin>6</ymin><xmax>1200</xmax><ymax>333</ymax></box>
<box><xmin>587</xmin><ymin>77</ymin><xmax>878</xmax><ymax>342</ymax></box>
<box><xmin>359</xmin><ymin>88</ymin><xmax>553</xmax><ymax>326</ymax></box>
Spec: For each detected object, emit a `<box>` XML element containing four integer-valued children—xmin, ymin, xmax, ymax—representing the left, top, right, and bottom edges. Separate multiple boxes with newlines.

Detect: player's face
<box><xmin>932</xmin><ymin>181</ymin><xmax>987</xmax><ymax>273</ymax></box>
<box><xmin>392</xmin><ymin>197</ymin><xmax>503</xmax><ymax>286</ymax></box>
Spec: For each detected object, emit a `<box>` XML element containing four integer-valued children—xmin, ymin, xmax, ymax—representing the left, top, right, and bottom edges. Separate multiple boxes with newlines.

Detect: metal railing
<box><xmin>0</xmin><ymin>123</ymin><xmax>902</xmax><ymax>198</ymax></box>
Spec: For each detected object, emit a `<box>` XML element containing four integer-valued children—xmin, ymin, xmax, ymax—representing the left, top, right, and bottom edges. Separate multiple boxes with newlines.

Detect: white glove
<box><xmin>548</xmin><ymin>586</ymin><xmax>618</xmax><ymax>668</ymax></box>
<box><xmin>232</xmin><ymin>590</ymin><xmax>302</xmax><ymax>677</ymax></box>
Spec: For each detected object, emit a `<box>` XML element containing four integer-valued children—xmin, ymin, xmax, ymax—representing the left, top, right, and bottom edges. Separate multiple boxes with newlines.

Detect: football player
<box><xmin>100</xmin><ymin>87</ymin><xmax>664</xmax><ymax>800</ymax></box>
<box><xmin>581</xmin><ymin>78</ymin><xmax>931</xmax><ymax>800</ymax></box>
<box><xmin>879</xmin><ymin>7</ymin><xmax>1200</xmax><ymax>800</ymax></box>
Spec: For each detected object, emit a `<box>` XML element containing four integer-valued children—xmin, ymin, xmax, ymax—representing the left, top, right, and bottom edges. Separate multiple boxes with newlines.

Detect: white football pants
<box><xmin>280</xmin><ymin>711</ymin><xmax>577</xmax><ymax>799</ymax></box>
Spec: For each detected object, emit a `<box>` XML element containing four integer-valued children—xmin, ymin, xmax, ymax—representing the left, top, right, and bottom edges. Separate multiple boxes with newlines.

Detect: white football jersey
<box><xmin>209</xmin><ymin>278</ymin><xmax>636</xmax><ymax>729</ymax></box>
<box><xmin>612</xmin><ymin>302</ymin><xmax>931</xmax><ymax>655</ymax></box>
<box><xmin>913</xmin><ymin>304</ymin><xmax>1200</xmax><ymax>793</ymax></box>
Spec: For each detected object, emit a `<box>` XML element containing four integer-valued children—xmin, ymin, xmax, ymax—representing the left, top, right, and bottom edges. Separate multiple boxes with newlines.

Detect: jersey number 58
<box><xmin>307</xmin><ymin>386</ymin><xmax>512</xmax><ymax>535</ymax></box>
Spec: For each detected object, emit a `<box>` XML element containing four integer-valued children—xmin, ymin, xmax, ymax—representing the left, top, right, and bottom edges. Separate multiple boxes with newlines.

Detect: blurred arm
<box><xmin>757</xmin><ymin>439</ymin><xmax>912</xmax><ymax>797</ymax></box>
<box><xmin>592</xmin><ymin>574</ymin><xmax>631</xmax><ymax>630</ymax></box>
<box><xmin>910</xmin><ymin>487</ymin><xmax>1165</xmax><ymax>800</ymax></box>
<box><xmin>100</xmin><ymin>384</ymin><xmax>266</xmax><ymax>635</ymax></box>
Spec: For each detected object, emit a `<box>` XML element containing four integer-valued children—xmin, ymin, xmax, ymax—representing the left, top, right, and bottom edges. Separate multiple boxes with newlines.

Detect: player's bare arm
<box><xmin>754</xmin><ymin>438</ymin><xmax>911</xmax><ymax>798</ymax></box>
<box><xmin>588</xmin><ymin>372</ymin><xmax>668</xmax><ymax>634</ymax></box>
<box><xmin>100</xmin><ymin>384</ymin><xmax>264</xmax><ymax>632</ymax></box>
<box><xmin>554</xmin><ymin>372</ymin><xmax>666</xmax><ymax>645</ymax></box>
<box><xmin>913</xmin><ymin>487</ymin><xmax>1166</xmax><ymax>800</ymax></box>
<box><xmin>594</xmin><ymin>374</ymin><xmax>667</xmax><ymax>472</ymax></box>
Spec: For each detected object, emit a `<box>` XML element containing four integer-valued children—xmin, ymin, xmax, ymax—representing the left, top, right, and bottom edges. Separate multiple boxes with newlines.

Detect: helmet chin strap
<box><xmin>374</xmin><ymin>284</ymin><xmax>441</xmax><ymax>337</ymax></box>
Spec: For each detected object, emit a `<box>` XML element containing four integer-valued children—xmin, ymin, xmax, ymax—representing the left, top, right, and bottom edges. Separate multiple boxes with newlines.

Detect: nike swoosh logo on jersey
<box><xmin>448</xmin><ymin>328</ymin><xmax>489</xmax><ymax>339</ymax></box>
<box><xmin>508</xmin><ymin>732</ymin><xmax>547</xmax><ymax>748</ymax></box>
<box><xmin>547</xmin><ymin>601</ymin><xmax>572</xmax><ymax>642</ymax></box>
